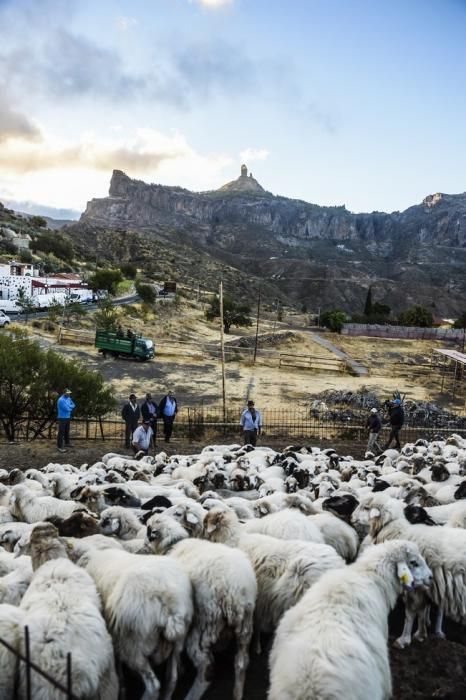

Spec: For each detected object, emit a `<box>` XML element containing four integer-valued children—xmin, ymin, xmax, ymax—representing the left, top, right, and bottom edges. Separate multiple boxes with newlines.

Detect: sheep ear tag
<box><xmin>397</xmin><ymin>562</ymin><xmax>414</xmax><ymax>588</ymax></box>
<box><xmin>369</xmin><ymin>508</ymin><xmax>380</xmax><ymax>519</ymax></box>
<box><xmin>206</xmin><ymin>522</ymin><xmax>217</xmax><ymax>534</ymax></box>
<box><xmin>186</xmin><ymin>513</ymin><xmax>198</xmax><ymax>525</ymax></box>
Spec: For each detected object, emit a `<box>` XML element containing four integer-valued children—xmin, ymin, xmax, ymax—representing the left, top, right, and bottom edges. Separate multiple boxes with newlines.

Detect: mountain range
<box><xmin>66</xmin><ymin>166</ymin><xmax>466</xmax><ymax>315</ymax></box>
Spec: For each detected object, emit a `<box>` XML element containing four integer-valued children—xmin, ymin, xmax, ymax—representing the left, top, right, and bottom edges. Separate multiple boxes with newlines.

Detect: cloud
<box><xmin>0</xmin><ymin>102</ymin><xmax>41</xmax><ymax>144</ymax></box>
<box><xmin>115</xmin><ymin>15</ymin><xmax>137</xmax><ymax>31</ymax></box>
<box><xmin>239</xmin><ymin>148</ymin><xmax>269</xmax><ymax>163</ymax></box>
<box><xmin>191</xmin><ymin>0</ymin><xmax>234</xmax><ymax>7</ymax></box>
<box><xmin>0</xmin><ymin>126</ymin><xmax>234</xmax><ymax>210</ymax></box>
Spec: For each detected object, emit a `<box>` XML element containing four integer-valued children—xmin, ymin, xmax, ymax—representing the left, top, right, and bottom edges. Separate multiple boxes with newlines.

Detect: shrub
<box><xmin>88</xmin><ymin>268</ymin><xmax>123</xmax><ymax>295</ymax></box>
<box><xmin>320</xmin><ymin>309</ymin><xmax>347</xmax><ymax>333</ymax></box>
<box><xmin>31</xmin><ymin>232</ymin><xmax>74</xmax><ymax>262</ymax></box>
<box><xmin>135</xmin><ymin>282</ymin><xmax>156</xmax><ymax>304</ymax></box>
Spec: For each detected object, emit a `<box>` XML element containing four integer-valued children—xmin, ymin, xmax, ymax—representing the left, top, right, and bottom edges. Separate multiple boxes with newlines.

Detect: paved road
<box><xmin>6</xmin><ymin>293</ymin><xmax>139</xmax><ymax>322</ymax></box>
<box><xmin>306</xmin><ymin>330</ymin><xmax>368</xmax><ymax>376</ymax></box>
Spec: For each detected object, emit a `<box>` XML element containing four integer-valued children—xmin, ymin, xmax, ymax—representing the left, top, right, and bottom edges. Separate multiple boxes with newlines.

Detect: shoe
<box><xmin>57</xmin><ymin>448</ymin><xmax>67</xmax><ymax>453</ymax></box>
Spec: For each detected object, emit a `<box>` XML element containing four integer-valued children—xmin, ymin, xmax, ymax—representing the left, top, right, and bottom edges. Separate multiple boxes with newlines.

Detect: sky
<box><xmin>1</xmin><ymin>0</ymin><xmax>466</xmax><ymax>218</ymax></box>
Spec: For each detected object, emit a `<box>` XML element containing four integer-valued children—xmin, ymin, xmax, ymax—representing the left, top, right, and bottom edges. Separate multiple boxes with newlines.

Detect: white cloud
<box><xmin>191</xmin><ymin>0</ymin><xmax>234</xmax><ymax>8</ymax></box>
<box><xmin>239</xmin><ymin>147</ymin><xmax>269</xmax><ymax>163</ymax></box>
<box><xmin>0</xmin><ymin>126</ymin><xmax>234</xmax><ymax>211</ymax></box>
<box><xmin>115</xmin><ymin>15</ymin><xmax>137</xmax><ymax>31</ymax></box>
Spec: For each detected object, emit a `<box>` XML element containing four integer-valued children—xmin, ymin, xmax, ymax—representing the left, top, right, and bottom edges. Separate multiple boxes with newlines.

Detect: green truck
<box><xmin>95</xmin><ymin>330</ymin><xmax>155</xmax><ymax>361</ymax></box>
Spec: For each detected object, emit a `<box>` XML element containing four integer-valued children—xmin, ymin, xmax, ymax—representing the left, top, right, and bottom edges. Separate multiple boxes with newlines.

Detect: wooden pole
<box><xmin>253</xmin><ymin>286</ymin><xmax>261</xmax><ymax>363</ymax></box>
<box><xmin>219</xmin><ymin>281</ymin><xmax>226</xmax><ymax>422</ymax></box>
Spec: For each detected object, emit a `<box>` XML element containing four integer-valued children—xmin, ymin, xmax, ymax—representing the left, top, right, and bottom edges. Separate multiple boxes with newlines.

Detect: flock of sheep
<box><xmin>0</xmin><ymin>433</ymin><xmax>465</xmax><ymax>700</ymax></box>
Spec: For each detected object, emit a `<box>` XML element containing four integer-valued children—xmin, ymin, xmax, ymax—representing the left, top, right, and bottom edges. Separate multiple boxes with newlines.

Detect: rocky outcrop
<box><xmin>78</xmin><ymin>168</ymin><xmax>466</xmax><ymax>316</ymax></box>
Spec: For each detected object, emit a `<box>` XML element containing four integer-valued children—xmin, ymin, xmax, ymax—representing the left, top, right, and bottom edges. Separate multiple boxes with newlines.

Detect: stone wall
<box><xmin>341</xmin><ymin>323</ymin><xmax>464</xmax><ymax>341</ymax></box>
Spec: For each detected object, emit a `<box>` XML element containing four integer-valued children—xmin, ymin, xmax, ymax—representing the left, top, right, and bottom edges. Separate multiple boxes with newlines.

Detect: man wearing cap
<box><xmin>56</xmin><ymin>388</ymin><xmax>75</xmax><ymax>453</ymax></box>
<box><xmin>240</xmin><ymin>400</ymin><xmax>262</xmax><ymax>446</ymax></box>
<box><xmin>365</xmin><ymin>407</ymin><xmax>382</xmax><ymax>455</ymax></box>
<box><xmin>158</xmin><ymin>390</ymin><xmax>178</xmax><ymax>443</ymax></box>
<box><xmin>132</xmin><ymin>420</ymin><xmax>154</xmax><ymax>455</ymax></box>
<box><xmin>384</xmin><ymin>398</ymin><xmax>405</xmax><ymax>450</ymax></box>
<box><xmin>121</xmin><ymin>394</ymin><xmax>140</xmax><ymax>449</ymax></box>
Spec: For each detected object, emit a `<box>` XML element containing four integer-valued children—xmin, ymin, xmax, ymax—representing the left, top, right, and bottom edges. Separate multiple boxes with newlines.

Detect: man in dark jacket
<box><xmin>158</xmin><ymin>390</ymin><xmax>178</xmax><ymax>443</ymax></box>
<box><xmin>384</xmin><ymin>399</ymin><xmax>404</xmax><ymax>450</ymax></box>
<box><xmin>141</xmin><ymin>393</ymin><xmax>158</xmax><ymax>444</ymax></box>
<box><xmin>121</xmin><ymin>394</ymin><xmax>140</xmax><ymax>449</ymax></box>
<box><xmin>365</xmin><ymin>408</ymin><xmax>382</xmax><ymax>455</ymax></box>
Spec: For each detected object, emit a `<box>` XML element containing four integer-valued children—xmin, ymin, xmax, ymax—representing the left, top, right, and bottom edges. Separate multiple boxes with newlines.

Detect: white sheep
<box><xmin>18</xmin><ymin>523</ymin><xmax>119</xmax><ymax>700</ymax></box>
<box><xmin>269</xmin><ymin>540</ymin><xmax>431</xmax><ymax>700</ymax></box>
<box><xmin>74</xmin><ymin>539</ymin><xmax>192</xmax><ymax>700</ymax></box>
<box><xmin>9</xmin><ymin>484</ymin><xmax>86</xmax><ymax>523</ymax></box>
<box><xmin>145</xmin><ymin>512</ymin><xmax>257</xmax><ymax>700</ymax></box>
<box><xmin>243</xmin><ymin>509</ymin><xmax>324</xmax><ymax>544</ymax></box>
<box><xmin>99</xmin><ymin>505</ymin><xmax>145</xmax><ymax>540</ymax></box>
<box><xmin>0</xmin><ymin>603</ymin><xmax>25</xmax><ymax>698</ymax></box>
<box><xmin>358</xmin><ymin>493</ymin><xmax>466</xmax><ymax>640</ymax></box>
<box><xmin>0</xmin><ymin>556</ymin><xmax>32</xmax><ymax>605</ymax></box>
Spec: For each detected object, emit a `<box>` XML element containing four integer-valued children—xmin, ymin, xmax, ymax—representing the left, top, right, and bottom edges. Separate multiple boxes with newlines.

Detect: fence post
<box><xmin>24</xmin><ymin>625</ymin><xmax>32</xmax><ymax>700</ymax></box>
<box><xmin>66</xmin><ymin>652</ymin><xmax>72</xmax><ymax>699</ymax></box>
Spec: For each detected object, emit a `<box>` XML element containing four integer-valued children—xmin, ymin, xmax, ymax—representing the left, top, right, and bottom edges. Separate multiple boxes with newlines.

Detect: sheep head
<box><xmin>145</xmin><ymin>513</ymin><xmax>188</xmax><ymax>554</ymax></box>
<box><xmin>29</xmin><ymin>522</ymin><xmax>69</xmax><ymax>571</ymax></box>
<box><xmin>202</xmin><ymin>507</ymin><xmax>240</xmax><ymax>546</ymax></box>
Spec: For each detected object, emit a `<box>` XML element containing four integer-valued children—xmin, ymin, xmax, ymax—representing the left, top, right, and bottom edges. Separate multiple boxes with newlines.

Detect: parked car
<box><xmin>0</xmin><ymin>311</ymin><xmax>11</xmax><ymax>328</ymax></box>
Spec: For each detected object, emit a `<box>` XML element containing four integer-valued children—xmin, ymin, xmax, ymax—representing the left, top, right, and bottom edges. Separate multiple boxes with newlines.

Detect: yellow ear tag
<box><xmin>66</xmin><ymin>541</ymin><xmax>74</xmax><ymax>551</ymax></box>
<box><xmin>399</xmin><ymin>571</ymin><xmax>410</xmax><ymax>584</ymax></box>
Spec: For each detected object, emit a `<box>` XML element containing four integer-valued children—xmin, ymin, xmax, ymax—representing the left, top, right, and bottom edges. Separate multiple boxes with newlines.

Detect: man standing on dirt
<box><xmin>158</xmin><ymin>390</ymin><xmax>178</xmax><ymax>443</ymax></box>
<box><xmin>365</xmin><ymin>407</ymin><xmax>382</xmax><ymax>455</ymax></box>
<box><xmin>131</xmin><ymin>419</ymin><xmax>154</xmax><ymax>455</ymax></box>
<box><xmin>240</xmin><ymin>399</ymin><xmax>262</xmax><ymax>446</ymax></box>
<box><xmin>384</xmin><ymin>398</ymin><xmax>404</xmax><ymax>450</ymax></box>
<box><xmin>141</xmin><ymin>393</ymin><xmax>158</xmax><ymax>444</ymax></box>
<box><xmin>121</xmin><ymin>394</ymin><xmax>140</xmax><ymax>449</ymax></box>
<box><xmin>57</xmin><ymin>388</ymin><xmax>75</xmax><ymax>453</ymax></box>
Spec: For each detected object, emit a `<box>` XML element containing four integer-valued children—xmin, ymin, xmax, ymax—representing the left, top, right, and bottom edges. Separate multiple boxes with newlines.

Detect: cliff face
<box><xmin>78</xmin><ymin>169</ymin><xmax>466</xmax><ymax>315</ymax></box>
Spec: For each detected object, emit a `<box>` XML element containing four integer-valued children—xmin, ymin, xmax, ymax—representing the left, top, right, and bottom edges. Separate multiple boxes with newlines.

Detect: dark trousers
<box><xmin>125</xmin><ymin>422</ymin><xmax>139</xmax><ymax>449</ymax></box>
<box><xmin>243</xmin><ymin>429</ymin><xmax>257</xmax><ymax>446</ymax></box>
<box><xmin>57</xmin><ymin>419</ymin><xmax>71</xmax><ymax>448</ymax></box>
<box><xmin>163</xmin><ymin>415</ymin><xmax>175</xmax><ymax>442</ymax></box>
<box><xmin>385</xmin><ymin>426</ymin><xmax>402</xmax><ymax>449</ymax></box>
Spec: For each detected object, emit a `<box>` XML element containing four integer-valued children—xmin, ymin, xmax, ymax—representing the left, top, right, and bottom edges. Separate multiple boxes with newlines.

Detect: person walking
<box><xmin>158</xmin><ymin>390</ymin><xmax>178</xmax><ymax>443</ymax></box>
<box><xmin>365</xmin><ymin>407</ymin><xmax>382</xmax><ymax>455</ymax></box>
<box><xmin>384</xmin><ymin>398</ymin><xmax>405</xmax><ymax>450</ymax></box>
<box><xmin>131</xmin><ymin>420</ymin><xmax>154</xmax><ymax>455</ymax></box>
<box><xmin>57</xmin><ymin>388</ymin><xmax>75</xmax><ymax>453</ymax></box>
<box><xmin>141</xmin><ymin>393</ymin><xmax>158</xmax><ymax>443</ymax></box>
<box><xmin>240</xmin><ymin>399</ymin><xmax>262</xmax><ymax>446</ymax></box>
<box><xmin>121</xmin><ymin>394</ymin><xmax>140</xmax><ymax>449</ymax></box>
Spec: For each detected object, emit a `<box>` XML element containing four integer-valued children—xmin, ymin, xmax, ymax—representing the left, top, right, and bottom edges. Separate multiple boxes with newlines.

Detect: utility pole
<box><xmin>253</xmin><ymin>286</ymin><xmax>261</xmax><ymax>364</ymax></box>
<box><xmin>219</xmin><ymin>281</ymin><xmax>226</xmax><ymax>423</ymax></box>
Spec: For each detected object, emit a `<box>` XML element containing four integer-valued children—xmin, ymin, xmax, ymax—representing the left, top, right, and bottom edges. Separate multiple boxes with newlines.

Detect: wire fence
<box><xmin>0</xmin><ymin>625</ymin><xmax>76</xmax><ymax>700</ymax></box>
<box><xmin>1</xmin><ymin>406</ymin><xmax>465</xmax><ymax>445</ymax></box>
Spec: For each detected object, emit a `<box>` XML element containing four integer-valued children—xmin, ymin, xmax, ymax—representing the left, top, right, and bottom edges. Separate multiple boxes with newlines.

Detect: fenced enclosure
<box><xmin>1</xmin><ymin>406</ymin><xmax>465</xmax><ymax>445</ymax></box>
<box><xmin>0</xmin><ymin>626</ymin><xmax>76</xmax><ymax>700</ymax></box>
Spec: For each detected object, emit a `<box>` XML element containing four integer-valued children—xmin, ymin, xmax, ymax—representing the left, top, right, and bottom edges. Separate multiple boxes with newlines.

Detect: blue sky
<box><xmin>1</xmin><ymin>0</ymin><xmax>466</xmax><ymax>216</ymax></box>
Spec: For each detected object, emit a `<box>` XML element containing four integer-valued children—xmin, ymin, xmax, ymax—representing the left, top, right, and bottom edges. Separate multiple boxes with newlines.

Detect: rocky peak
<box><xmin>219</xmin><ymin>164</ymin><xmax>266</xmax><ymax>194</ymax></box>
<box><xmin>423</xmin><ymin>192</ymin><xmax>443</xmax><ymax>208</ymax></box>
<box><xmin>109</xmin><ymin>169</ymin><xmax>134</xmax><ymax>197</ymax></box>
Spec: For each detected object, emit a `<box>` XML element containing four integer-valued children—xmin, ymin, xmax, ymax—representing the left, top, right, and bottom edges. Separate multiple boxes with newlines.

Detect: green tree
<box><xmin>47</xmin><ymin>299</ymin><xmax>64</xmax><ymax>324</ymax></box>
<box><xmin>320</xmin><ymin>309</ymin><xmax>347</xmax><ymax>333</ymax></box>
<box><xmin>135</xmin><ymin>282</ymin><xmax>156</xmax><ymax>304</ymax></box>
<box><xmin>31</xmin><ymin>232</ymin><xmax>74</xmax><ymax>262</ymax></box>
<box><xmin>88</xmin><ymin>268</ymin><xmax>123</xmax><ymax>295</ymax></box>
<box><xmin>398</xmin><ymin>305</ymin><xmax>433</xmax><ymax>328</ymax></box>
<box><xmin>205</xmin><ymin>294</ymin><xmax>252</xmax><ymax>334</ymax></box>
<box><xmin>16</xmin><ymin>287</ymin><xmax>36</xmax><ymax>323</ymax></box>
<box><xmin>363</xmin><ymin>286</ymin><xmax>373</xmax><ymax>316</ymax></box>
<box><xmin>30</xmin><ymin>215</ymin><xmax>47</xmax><ymax>229</ymax></box>
<box><xmin>120</xmin><ymin>262</ymin><xmax>137</xmax><ymax>279</ymax></box>
<box><xmin>62</xmin><ymin>299</ymin><xmax>87</xmax><ymax>326</ymax></box>
<box><xmin>93</xmin><ymin>297</ymin><xmax>120</xmax><ymax>331</ymax></box>
<box><xmin>19</xmin><ymin>249</ymin><xmax>33</xmax><ymax>264</ymax></box>
<box><xmin>372</xmin><ymin>302</ymin><xmax>391</xmax><ymax>317</ymax></box>
<box><xmin>0</xmin><ymin>333</ymin><xmax>115</xmax><ymax>441</ymax></box>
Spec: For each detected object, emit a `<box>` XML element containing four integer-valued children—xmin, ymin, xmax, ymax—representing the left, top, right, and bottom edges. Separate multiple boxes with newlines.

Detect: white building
<box><xmin>0</xmin><ymin>261</ymin><xmax>88</xmax><ymax>301</ymax></box>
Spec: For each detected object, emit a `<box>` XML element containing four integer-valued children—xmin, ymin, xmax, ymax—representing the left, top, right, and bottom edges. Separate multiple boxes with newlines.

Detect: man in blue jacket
<box><xmin>57</xmin><ymin>388</ymin><xmax>75</xmax><ymax>452</ymax></box>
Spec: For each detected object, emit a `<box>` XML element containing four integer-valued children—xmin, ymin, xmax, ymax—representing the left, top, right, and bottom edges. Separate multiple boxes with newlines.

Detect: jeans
<box><xmin>57</xmin><ymin>419</ymin><xmax>71</xmax><ymax>448</ymax></box>
<box><xmin>243</xmin><ymin>429</ymin><xmax>257</xmax><ymax>446</ymax></box>
<box><xmin>385</xmin><ymin>426</ymin><xmax>402</xmax><ymax>450</ymax></box>
<box><xmin>163</xmin><ymin>415</ymin><xmax>175</xmax><ymax>442</ymax></box>
<box><xmin>367</xmin><ymin>431</ymin><xmax>382</xmax><ymax>454</ymax></box>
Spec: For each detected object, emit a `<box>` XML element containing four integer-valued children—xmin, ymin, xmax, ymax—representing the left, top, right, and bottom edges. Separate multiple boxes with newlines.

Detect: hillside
<box><xmin>76</xmin><ymin>168</ymin><xmax>466</xmax><ymax>315</ymax></box>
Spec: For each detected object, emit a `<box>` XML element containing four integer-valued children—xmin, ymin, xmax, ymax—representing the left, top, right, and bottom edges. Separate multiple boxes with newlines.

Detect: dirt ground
<box><xmin>18</xmin><ymin>298</ymin><xmax>465</xmax><ymax>413</ymax></box>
